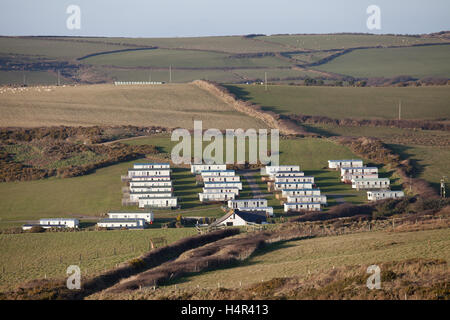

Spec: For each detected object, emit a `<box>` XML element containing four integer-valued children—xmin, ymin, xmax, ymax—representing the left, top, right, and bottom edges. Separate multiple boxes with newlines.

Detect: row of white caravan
<box><xmin>124</xmin><ymin>163</ymin><xmax>178</xmax><ymax>209</ymax></box>
<box><xmin>192</xmin><ymin>165</ymin><xmax>242</xmax><ymax>202</ymax></box>
<box><xmin>262</xmin><ymin>165</ymin><xmax>326</xmax><ymax>213</ymax></box>
<box><xmin>227</xmin><ymin>199</ymin><xmax>274</xmax><ymax>216</ymax></box>
<box><xmin>97</xmin><ymin>211</ymin><xmax>154</xmax><ymax>230</ymax></box>
<box><xmin>22</xmin><ymin>218</ymin><xmax>80</xmax><ymax>230</ymax></box>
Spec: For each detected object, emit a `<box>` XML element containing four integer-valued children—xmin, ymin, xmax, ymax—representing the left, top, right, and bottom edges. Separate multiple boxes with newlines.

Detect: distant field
<box><xmin>153</xmin><ymin>228</ymin><xmax>450</xmax><ymax>290</ymax></box>
<box><xmin>0</xmin><ymin>228</ymin><xmax>197</xmax><ymax>290</ymax></box>
<box><xmin>226</xmin><ymin>84</ymin><xmax>450</xmax><ymax>120</ymax></box>
<box><xmin>0</xmin><ymin>83</ymin><xmax>266</xmax><ymax>129</ymax></box>
<box><xmin>315</xmin><ymin>45</ymin><xmax>450</xmax><ymax>78</ymax></box>
<box><xmin>0</xmin><ymin>70</ymin><xmax>70</xmax><ymax>86</ymax></box>
<box><xmin>257</xmin><ymin>34</ymin><xmax>449</xmax><ymax>50</ymax></box>
<box><xmin>81</xmin><ymin>48</ymin><xmax>291</xmax><ymax>69</ymax></box>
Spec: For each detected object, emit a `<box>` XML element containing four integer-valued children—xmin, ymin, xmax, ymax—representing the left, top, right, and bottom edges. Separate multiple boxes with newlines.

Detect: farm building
<box><xmin>228</xmin><ymin>199</ymin><xmax>268</xmax><ymax>209</ymax></box>
<box><xmin>191</xmin><ymin>164</ymin><xmax>227</xmax><ymax>174</ymax></box>
<box><xmin>134</xmin><ymin>163</ymin><xmax>170</xmax><ymax>169</ymax></box>
<box><xmin>274</xmin><ymin>182</ymin><xmax>314</xmax><ymax>190</ymax></box>
<box><xmin>204</xmin><ymin>181</ymin><xmax>243</xmax><ymax>190</ymax></box>
<box><xmin>367</xmin><ymin>190</ymin><xmax>405</xmax><ymax>201</ymax></box>
<box><xmin>352</xmin><ymin>178</ymin><xmax>390</xmax><ymax>190</ymax></box>
<box><xmin>341</xmin><ymin>173</ymin><xmax>379</xmax><ymax>183</ymax></box>
<box><xmin>22</xmin><ymin>218</ymin><xmax>80</xmax><ymax>230</ymax></box>
<box><xmin>284</xmin><ymin>202</ymin><xmax>321</xmax><ymax>212</ymax></box>
<box><xmin>129</xmin><ymin>180</ymin><xmax>172</xmax><ymax>187</ymax></box>
<box><xmin>138</xmin><ymin>197</ymin><xmax>178</xmax><ymax>209</ymax></box>
<box><xmin>107</xmin><ymin>211</ymin><xmax>154</xmax><ymax>223</ymax></box>
<box><xmin>203</xmin><ymin>187</ymin><xmax>240</xmax><ymax>195</ymax></box>
<box><xmin>340</xmin><ymin>167</ymin><xmax>378</xmax><ymax>176</ymax></box>
<box><xmin>202</xmin><ymin>175</ymin><xmax>241</xmax><ymax>182</ymax></box>
<box><xmin>97</xmin><ymin>218</ymin><xmax>146</xmax><ymax>230</ymax></box>
<box><xmin>328</xmin><ymin>159</ymin><xmax>364</xmax><ymax>169</ymax></box>
<box><xmin>129</xmin><ymin>186</ymin><xmax>173</xmax><ymax>193</ymax></box>
<box><xmin>281</xmin><ymin>188</ymin><xmax>321</xmax><ymax>197</ymax></box>
<box><xmin>129</xmin><ymin>191</ymin><xmax>173</xmax><ymax>202</ymax></box>
<box><xmin>199</xmin><ymin>192</ymin><xmax>236</xmax><ymax>202</ymax></box>
<box><xmin>273</xmin><ymin>171</ymin><xmax>305</xmax><ymax>178</ymax></box>
<box><xmin>200</xmin><ymin>170</ymin><xmax>236</xmax><ymax>177</ymax></box>
<box><xmin>127</xmin><ymin>168</ymin><xmax>171</xmax><ymax>178</ymax></box>
<box><xmin>263</xmin><ymin>165</ymin><xmax>300</xmax><ymax>176</ymax></box>
<box><xmin>286</xmin><ymin>195</ymin><xmax>327</xmax><ymax>205</ymax></box>
<box><xmin>275</xmin><ymin>176</ymin><xmax>315</xmax><ymax>183</ymax></box>
<box><xmin>212</xmin><ymin>210</ymin><xmax>267</xmax><ymax>227</ymax></box>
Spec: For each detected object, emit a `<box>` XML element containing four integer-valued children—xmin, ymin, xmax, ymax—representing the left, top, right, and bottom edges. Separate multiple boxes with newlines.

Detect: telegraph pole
<box><xmin>264</xmin><ymin>72</ymin><xmax>267</xmax><ymax>91</ymax></box>
<box><xmin>149</xmin><ymin>69</ymin><xmax>152</xmax><ymax>82</ymax></box>
<box><xmin>398</xmin><ymin>100</ymin><xmax>401</xmax><ymax>120</ymax></box>
<box><xmin>57</xmin><ymin>70</ymin><xmax>61</xmax><ymax>86</ymax></box>
<box><xmin>169</xmin><ymin>65</ymin><xmax>172</xmax><ymax>83</ymax></box>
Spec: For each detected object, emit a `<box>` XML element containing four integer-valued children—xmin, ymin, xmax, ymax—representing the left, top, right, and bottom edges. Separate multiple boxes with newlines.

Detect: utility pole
<box><xmin>264</xmin><ymin>72</ymin><xmax>267</xmax><ymax>91</ymax></box>
<box><xmin>22</xmin><ymin>71</ymin><xmax>26</xmax><ymax>86</ymax></box>
<box><xmin>441</xmin><ymin>176</ymin><xmax>447</xmax><ymax>198</ymax></box>
<box><xmin>149</xmin><ymin>69</ymin><xmax>152</xmax><ymax>82</ymax></box>
<box><xmin>398</xmin><ymin>100</ymin><xmax>401</xmax><ymax>120</ymax></box>
<box><xmin>169</xmin><ymin>65</ymin><xmax>172</xmax><ymax>83</ymax></box>
<box><xmin>57</xmin><ymin>70</ymin><xmax>61</xmax><ymax>86</ymax></box>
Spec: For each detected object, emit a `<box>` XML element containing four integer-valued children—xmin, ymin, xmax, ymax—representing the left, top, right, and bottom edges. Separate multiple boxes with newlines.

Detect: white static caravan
<box><xmin>263</xmin><ymin>165</ymin><xmax>300</xmax><ymax>176</ymax></box>
<box><xmin>127</xmin><ymin>168</ymin><xmax>171</xmax><ymax>178</ymax></box>
<box><xmin>191</xmin><ymin>164</ymin><xmax>227</xmax><ymax>174</ymax></box>
<box><xmin>367</xmin><ymin>190</ymin><xmax>405</xmax><ymax>201</ymax></box>
<box><xmin>275</xmin><ymin>176</ymin><xmax>315</xmax><ymax>184</ymax></box>
<box><xmin>108</xmin><ymin>211</ymin><xmax>154</xmax><ymax>223</ymax></box>
<box><xmin>341</xmin><ymin>173</ymin><xmax>378</xmax><ymax>183</ymax></box>
<box><xmin>282</xmin><ymin>189</ymin><xmax>321</xmax><ymax>197</ymax></box>
<box><xmin>133</xmin><ymin>163</ymin><xmax>170</xmax><ymax>170</ymax></box>
<box><xmin>203</xmin><ymin>187</ymin><xmax>240</xmax><ymax>195</ymax></box>
<box><xmin>234</xmin><ymin>206</ymin><xmax>274</xmax><ymax>216</ymax></box>
<box><xmin>129</xmin><ymin>180</ymin><xmax>172</xmax><ymax>188</ymax></box>
<box><xmin>202</xmin><ymin>175</ymin><xmax>241</xmax><ymax>183</ymax></box>
<box><xmin>328</xmin><ymin>159</ymin><xmax>364</xmax><ymax>169</ymax></box>
<box><xmin>273</xmin><ymin>171</ymin><xmax>305</xmax><ymax>178</ymax></box>
<box><xmin>97</xmin><ymin>218</ymin><xmax>146</xmax><ymax>230</ymax></box>
<box><xmin>274</xmin><ymin>182</ymin><xmax>313</xmax><ymax>190</ymax></box>
<box><xmin>199</xmin><ymin>192</ymin><xmax>236</xmax><ymax>202</ymax></box>
<box><xmin>129</xmin><ymin>175</ymin><xmax>171</xmax><ymax>181</ymax></box>
<box><xmin>340</xmin><ymin>167</ymin><xmax>378</xmax><ymax>176</ymax></box>
<box><xmin>138</xmin><ymin>197</ymin><xmax>178</xmax><ymax>209</ymax></box>
<box><xmin>228</xmin><ymin>199</ymin><xmax>268</xmax><ymax>209</ymax></box>
<box><xmin>200</xmin><ymin>170</ymin><xmax>236</xmax><ymax>177</ymax></box>
<box><xmin>129</xmin><ymin>191</ymin><xmax>173</xmax><ymax>202</ymax></box>
<box><xmin>204</xmin><ymin>181</ymin><xmax>243</xmax><ymax>190</ymax></box>
<box><xmin>352</xmin><ymin>178</ymin><xmax>390</xmax><ymax>190</ymax></box>
<box><xmin>129</xmin><ymin>186</ymin><xmax>173</xmax><ymax>193</ymax></box>
<box><xmin>39</xmin><ymin>218</ymin><xmax>79</xmax><ymax>229</ymax></box>
<box><xmin>286</xmin><ymin>195</ymin><xmax>327</xmax><ymax>205</ymax></box>
<box><xmin>284</xmin><ymin>202</ymin><xmax>321</xmax><ymax>212</ymax></box>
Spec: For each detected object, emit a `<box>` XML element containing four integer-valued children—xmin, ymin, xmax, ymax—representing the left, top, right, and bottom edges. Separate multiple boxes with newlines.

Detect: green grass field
<box><xmin>153</xmin><ymin>227</ymin><xmax>450</xmax><ymax>290</ymax></box>
<box><xmin>315</xmin><ymin>45</ymin><xmax>450</xmax><ymax>78</ymax></box>
<box><xmin>225</xmin><ymin>84</ymin><xmax>450</xmax><ymax>120</ymax></box>
<box><xmin>0</xmin><ymin>227</ymin><xmax>197</xmax><ymax>290</ymax></box>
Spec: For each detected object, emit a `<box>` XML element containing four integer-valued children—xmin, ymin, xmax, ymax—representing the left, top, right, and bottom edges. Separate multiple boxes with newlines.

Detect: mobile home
<box><xmin>275</xmin><ymin>176</ymin><xmax>315</xmax><ymax>183</ymax></box>
<box><xmin>340</xmin><ymin>167</ymin><xmax>378</xmax><ymax>176</ymax></box>
<box><xmin>284</xmin><ymin>202</ymin><xmax>321</xmax><ymax>212</ymax></box>
<box><xmin>367</xmin><ymin>190</ymin><xmax>405</xmax><ymax>201</ymax></box>
<box><xmin>273</xmin><ymin>171</ymin><xmax>305</xmax><ymax>178</ymax></box>
<box><xmin>203</xmin><ymin>187</ymin><xmax>240</xmax><ymax>195</ymax></box>
<box><xmin>274</xmin><ymin>182</ymin><xmax>314</xmax><ymax>190</ymax></box>
<box><xmin>263</xmin><ymin>165</ymin><xmax>300</xmax><ymax>176</ymax></box>
<box><xmin>352</xmin><ymin>178</ymin><xmax>390</xmax><ymax>190</ymax></box>
<box><xmin>133</xmin><ymin>163</ymin><xmax>170</xmax><ymax>169</ymax></box>
<box><xmin>199</xmin><ymin>192</ymin><xmax>236</xmax><ymax>202</ymax></box>
<box><xmin>191</xmin><ymin>164</ymin><xmax>227</xmax><ymax>174</ymax></box>
<box><xmin>328</xmin><ymin>159</ymin><xmax>364</xmax><ymax>169</ymax></box>
<box><xmin>341</xmin><ymin>173</ymin><xmax>378</xmax><ymax>183</ymax></box>
<box><xmin>138</xmin><ymin>197</ymin><xmax>178</xmax><ymax>209</ymax></box>
<box><xmin>107</xmin><ymin>211</ymin><xmax>154</xmax><ymax>223</ymax></box>
<box><xmin>228</xmin><ymin>199</ymin><xmax>268</xmax><ymax>209</ymax></box>
<box><xmin>39</xmin><ymin>218</ymin><xmax>79</xmax><ymax>229</ymax></box>
<box><xmin>129</xmin><ymin>186</ymin><xmax>173</xmax><ymax>193</ymax></box>
<box><xmin>204</xmin><ymin>181</ymin><xmax>243</xmax><ymax>190</ymax></box>
<box><xmin>286</xmin><ymin>195</ymin><xmax>327</xmax><ymax>205</ymax></box>
<box><xmin>281</xmin><ymin>189</ymin><xmax>321</xmax><ymax>197</ymax></box>
<box><xmin>129</xmin><ymin>180</ymin><xmax>172</xmax><ymax>187</ymax></box>
<box><xmin>127</xmin><ymin>168</ymin><xmax>171</xmax><ymax>178</ymax></box>
<box><xmin>200</xmin><ymin>170</ymin><xmax>236</xmax><ymax>177</ymax></box>
<box><xmin>202</xmin><ymin>175</ymin><xmax>240</xmax><ymax>182</ymax></box>
<box><xmin>97</xmin><ymin>218</ymin><xmax>146</xmax><ymax>229</ymax></box>
<box><xmin>128</xmin><ymin>175</ymin><xmax>171</xmax><ymax>181</ymax></box>
<box><xmin>129</xmin><ymin>191</ymin><xmax>173</xmax><ymax>202</ymax></box>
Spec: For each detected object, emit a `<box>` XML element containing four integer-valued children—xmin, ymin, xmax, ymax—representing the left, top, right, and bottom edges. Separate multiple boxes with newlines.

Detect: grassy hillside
<box><xmin>0</xmin><ymin>83</ymin><xmax>266</xmax><ymax>129</ymax></box>
<box><xmin>316</xmin><ymin>45</ymin><xmax>450</xmax><ymax>78</ymax></box>
<box><xmin>0</xmin><ymin>227</ymin><xmax>197</xmax><ymax>290</ymax></box>
<box><xmin>153</xmin><ymin>228</ymin><xmax>450</xmax><ymax>291</ymax></box>
<box><xmin>225</xmin><ymin>84</ymin><xmax>450</xmax><ymax>120</ymax></box>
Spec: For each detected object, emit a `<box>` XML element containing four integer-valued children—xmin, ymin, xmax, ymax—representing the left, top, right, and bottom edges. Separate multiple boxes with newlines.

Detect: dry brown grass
<box><xmin>0</xmin><ymin>83</ymin><xmax>265</xmax><ymax>129</ymax></box>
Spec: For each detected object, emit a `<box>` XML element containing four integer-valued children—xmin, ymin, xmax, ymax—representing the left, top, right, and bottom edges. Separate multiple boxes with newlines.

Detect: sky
<box><xmin>0</xmin><ymin>0</ymin><xmax>449</xmax><ymax>37</ymax></box>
